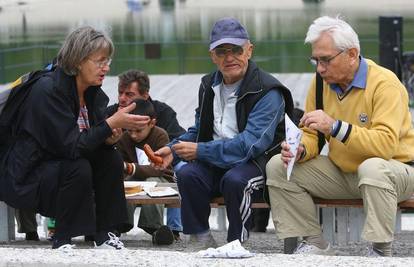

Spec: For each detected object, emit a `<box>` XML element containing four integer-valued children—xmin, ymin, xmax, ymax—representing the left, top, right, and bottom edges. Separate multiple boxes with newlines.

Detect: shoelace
<box><xmin>106</xmin><ymin>232</ymin><xmax>125</xmax><ymax>249</ymax></box>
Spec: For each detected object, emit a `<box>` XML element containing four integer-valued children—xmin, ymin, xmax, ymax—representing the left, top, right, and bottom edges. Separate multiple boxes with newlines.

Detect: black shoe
<box><xmin>250</xmin><ymin>226</ymin><xmax>267</xmax><ymax>233</ymax></box>
<box><xmin>25</xmin><ymin>231</ymin><xmax>40</xmax><ymax>241</ymax></box>
<box><xmin>52</xmin><ymin>238</ymin><xmax>73</xmax><ymax>249</ymax></box>
<box><xmin>84</xmin><ymin>235</ymin><xmax>95</xmax><ymax>242</ymax></box>
<box><xmin>152</xmin><ymin>226</ymin><xmax>174</xmax><ymax>245</ymax></box>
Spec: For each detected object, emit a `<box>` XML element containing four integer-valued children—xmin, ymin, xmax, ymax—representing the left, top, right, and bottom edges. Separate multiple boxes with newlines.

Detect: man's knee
<box><xmin>221</xmin><ymin>171</ymin><xmax>243</xmax><ymax>190</ymax></box>
<box><xmin>176</xmin><ymin>163</ymin><xmax>196</xmax><ymax>187</ymax></box>
<box><xmin>358</xmin><ymin>157</ymin><xmax>387</xmax><ymax>176</ymax></box>
<box><xmin>358</xmin><ymin>158</ymin><xmax>394</xmax><ymax>190</ymax></box>
<box><xmin>266</xmin><ymin>154</ymin><xmax>285</xmax><ymax>184</ymax></box>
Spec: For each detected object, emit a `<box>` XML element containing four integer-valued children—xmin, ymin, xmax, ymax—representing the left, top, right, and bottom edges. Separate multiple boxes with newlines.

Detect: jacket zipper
<box><xmin>264</xmin><ymin>140</ymin><xmax>283</xmax><ymax>156</ymax></box>
<box><xmin>236</xmin><ymin>88</ymin><xmax>263</xmax><ymax>104</ymax></box>
<box><xmin>196</xmin><ymin>82</ymin><xmax>207</xmax><ymax>142</ymax></box>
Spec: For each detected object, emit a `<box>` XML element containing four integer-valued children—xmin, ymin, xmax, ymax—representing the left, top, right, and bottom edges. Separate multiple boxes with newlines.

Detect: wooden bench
<box><xmin>129</xmin><ymin>185</ymin><xmax>413</xmax><ymax>250</ymax></box>
<box><xmin>126</xmin><ymin>184</ymin><xmax>414</xmax><ymax>253</ymax></box>
<box><xmin>2</xmin><ymin>186</ymin><xmax>414</xmax><ymax>246</ymax></box>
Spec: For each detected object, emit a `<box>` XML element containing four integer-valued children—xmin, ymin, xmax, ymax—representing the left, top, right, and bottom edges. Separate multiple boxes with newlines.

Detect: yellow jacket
<box><xmin>301</xmin><ymin>58</ymin><xmax>414</xmax><ymax>172</ymax></box>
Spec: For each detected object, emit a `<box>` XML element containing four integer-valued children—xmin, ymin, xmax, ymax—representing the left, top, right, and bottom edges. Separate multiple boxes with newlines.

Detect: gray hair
<box><xmin>305</xmin><ymin>16</ymin><xmax>360</xmax><ymax>55</ymax></box>
<box><xmin>57</xmin><ymin>26</ymin><xmax>114</xmax><ymax>76</ymax></box>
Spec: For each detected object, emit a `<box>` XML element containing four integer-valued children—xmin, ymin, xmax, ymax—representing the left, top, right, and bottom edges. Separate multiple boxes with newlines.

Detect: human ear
<box><xmin>210</xmin><ymin>51</ymin><xmax>218</xmax><ymax>64</ymax></box>
<box><xmin>246</xmin><ymin>43</ymin><xmax>254</xmax><ymax>59</ymax></box>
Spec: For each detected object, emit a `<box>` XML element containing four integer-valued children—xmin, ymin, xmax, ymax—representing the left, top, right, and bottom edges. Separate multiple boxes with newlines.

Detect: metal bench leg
<box><xmin>284</xmin><ymin>237</ymin><xmax>298</xmax><ymax>254</ymax></box>
<box><xmin>395</xmin><ymin>209</ymin><xmax>402</xmax><ymax>233</ymax></box>
<box><xmin>217</xmin><ymin>207</ymin><xmax>227</xmax><ymax>231</ymax></box>
<box><xmin>321</xmin><ymin>207</ymin><xmax>335</xmax><ymax>244</ymax></box>
<box><xmin>0</xmin><ymin>202</ymin><xmax>15</xmax><ymax>242</ymax></box>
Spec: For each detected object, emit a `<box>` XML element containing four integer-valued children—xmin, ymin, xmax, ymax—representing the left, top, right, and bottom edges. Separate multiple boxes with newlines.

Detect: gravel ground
<box><xmin>1</xmin><ymin>229</ymin><xmax>414</xmax><ymax>266</ymax></box>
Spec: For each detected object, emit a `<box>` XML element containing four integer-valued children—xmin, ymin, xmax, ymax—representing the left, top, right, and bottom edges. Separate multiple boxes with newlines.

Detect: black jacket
<box><xmin>0</xmin><ymin>67</ymin><xmax>113</xmax><ymax>206</ymax></box>
<box><xmin>107</xmin><ymin>98</ymin><xmax>185</xmax><ymax>141</ymax></box>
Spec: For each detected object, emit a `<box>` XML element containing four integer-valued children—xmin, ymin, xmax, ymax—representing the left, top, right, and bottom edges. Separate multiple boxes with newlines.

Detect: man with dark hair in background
<box><xmin>107</xmin><ymin>70</ymin><xmax>184</xmax><ymax>240</ymax></box>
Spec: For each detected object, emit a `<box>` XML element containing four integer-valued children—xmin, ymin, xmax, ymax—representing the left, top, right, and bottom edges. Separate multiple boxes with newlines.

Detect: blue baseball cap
<box><xmin>209</xmin><ymin>17</ymin><xmax>249</xmax><ymax>51</ymax></box>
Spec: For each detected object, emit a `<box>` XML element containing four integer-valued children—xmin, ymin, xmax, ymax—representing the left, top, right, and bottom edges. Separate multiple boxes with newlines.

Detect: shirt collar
<box><xmin>330</xmin><ymin>56</ymin><xmax>367</xmax><ymax>93</ymax></box>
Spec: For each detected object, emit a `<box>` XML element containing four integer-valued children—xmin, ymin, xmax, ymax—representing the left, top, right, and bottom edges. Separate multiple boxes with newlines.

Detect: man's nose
<box><xmin>118</xmin><ymin>93</ymin><xmax>126</xmax><ymax>101</ymax></box>
<box><xmin>316</xmin><ymin>62</ymin><xmax>326</xmax><ymax>73</ymax></box>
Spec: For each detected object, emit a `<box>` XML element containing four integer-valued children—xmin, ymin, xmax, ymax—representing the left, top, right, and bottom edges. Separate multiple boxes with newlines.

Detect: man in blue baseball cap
<box><xmin>156</xmin><ymin>17</ymin><xmax>294</xmax><ymax>248</ymax></box>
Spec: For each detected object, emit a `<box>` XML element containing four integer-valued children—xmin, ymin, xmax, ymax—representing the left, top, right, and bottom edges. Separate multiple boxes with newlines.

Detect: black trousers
<box><xmin>34</xmin><ymin>147</ymin><xmax>128</xmax><ymax>239</ymax></box>
<box><xmin>15</xmin><ymin>209</ymin><xmax>37</xmax><ymax>233</ymax></box>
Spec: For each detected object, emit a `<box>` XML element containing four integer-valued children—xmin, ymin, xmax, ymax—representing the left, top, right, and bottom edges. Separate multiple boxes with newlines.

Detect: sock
<box><xmin>373</xmin><ymin>242</ymin><xmax>392</xmax><ymax>256</ymax></box>
<box><xmin>304</xmin><ymin>234</ymin><xmax>328</xmax><ymax>249</ymax></box>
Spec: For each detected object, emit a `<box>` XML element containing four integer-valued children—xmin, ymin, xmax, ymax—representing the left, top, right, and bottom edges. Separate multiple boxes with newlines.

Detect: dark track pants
<box><xmin>176</xmin><ymin>161</ymin><xmax>263</xmax><ymax>242</ymax></box>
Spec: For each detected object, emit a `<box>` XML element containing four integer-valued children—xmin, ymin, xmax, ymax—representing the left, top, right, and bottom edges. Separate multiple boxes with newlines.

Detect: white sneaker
<box><xmin>94</xmin><ymin>232</ymin><xmax>126</xmax><ymax>250</ymax></box>
<box><xmin>293</xmin><ymin>241</ymin><xmax>334</xmax><ymax>255</ymax></box>
<box><xmin>56</xmin><ymin>244</ymin><xmax>76</xmax><ymax>250</ymax></box>
<box><xmin>366</xmin><ymin>246</ymin><xmax>389</xmax><ymax>257</ymax></box>
<box><xmin>188</xmin><ymin>232</ymin><xmax>217</xmax><ymax>251</ymax></box>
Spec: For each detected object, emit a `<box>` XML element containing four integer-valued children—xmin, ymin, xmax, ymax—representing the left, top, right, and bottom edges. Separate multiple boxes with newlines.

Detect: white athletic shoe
<box><xmin>94</xmin><ymin>232</ymin><xmax>126</xmax><ymax>250</ymax></box>
<box><xmin>293</xmin><ymin>241</ymin><xmax>334</xmax><ymax>255</ymax></box>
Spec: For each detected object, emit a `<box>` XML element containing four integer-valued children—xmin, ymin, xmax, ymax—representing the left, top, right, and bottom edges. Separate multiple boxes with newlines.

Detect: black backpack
<box><xmin>0</xmin><ymin>64</ymin><xmax>55</xmax><ymax>156</ymax></box>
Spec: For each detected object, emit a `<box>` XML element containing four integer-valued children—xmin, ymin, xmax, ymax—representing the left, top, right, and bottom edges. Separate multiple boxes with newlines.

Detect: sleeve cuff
<box><xmin>331</xmin><ymin>120</ymin><xmax>352</xmax><ymax>143</ymax></box>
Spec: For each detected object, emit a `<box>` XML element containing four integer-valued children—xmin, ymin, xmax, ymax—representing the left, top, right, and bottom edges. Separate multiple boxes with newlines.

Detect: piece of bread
<box><xmin>124</xmin><ymin>185</ymin><xmax>143</xmax><ymax>195</ymax></box>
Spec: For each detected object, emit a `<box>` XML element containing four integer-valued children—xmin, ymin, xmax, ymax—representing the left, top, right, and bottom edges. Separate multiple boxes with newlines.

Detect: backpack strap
<box><xmin>315</xmin><ymin>72</ymin><xmax>325</xmax><ymax>154</ymax></box>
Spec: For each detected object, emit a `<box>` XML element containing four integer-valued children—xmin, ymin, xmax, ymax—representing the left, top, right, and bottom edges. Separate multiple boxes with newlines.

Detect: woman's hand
<box><xmin>106</xmin><ymin>102</ymin><xmax>150</xmax><ymax>130</ymax></box>
<box><xmin>105</xmin><ymin>128</ymin><xmax>123</xmax><ymax>145</ymax></box>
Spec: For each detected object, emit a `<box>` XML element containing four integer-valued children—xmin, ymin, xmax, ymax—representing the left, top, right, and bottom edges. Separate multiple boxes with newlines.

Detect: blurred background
<box><xmin>0</xmin><ymin>0</ymin><xmax>414</xmax><ymax>83</ymax></box>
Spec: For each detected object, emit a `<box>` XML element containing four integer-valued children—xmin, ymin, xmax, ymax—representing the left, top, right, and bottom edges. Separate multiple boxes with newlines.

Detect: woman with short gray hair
<box><xmin>0</xmin><ymin>26</ymin><xmax>150</xmax><ymax>249</ymax></box>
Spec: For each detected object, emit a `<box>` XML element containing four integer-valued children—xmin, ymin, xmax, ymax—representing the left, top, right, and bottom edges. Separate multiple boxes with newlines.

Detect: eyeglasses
<box><xmin>213</xmin><ymin>46</ymin><xmax>244</xmax><ymax>58</ymax></box>
<box><xmin>309</xmin><ymin>50</ymin><xmax>344</xmax><ymax>67</ymax></box>
<box><xmin>88</xmin><ymin>58</ymin><xmax>112</xmax><ymax>68</ymax></box>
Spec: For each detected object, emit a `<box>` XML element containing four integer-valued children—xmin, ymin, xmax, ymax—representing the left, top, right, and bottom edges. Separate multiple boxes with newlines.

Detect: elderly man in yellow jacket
<box><xmin>266</xmin><ymin>15</ymin><xmax>414</xmax><ymax>257</ymax></box>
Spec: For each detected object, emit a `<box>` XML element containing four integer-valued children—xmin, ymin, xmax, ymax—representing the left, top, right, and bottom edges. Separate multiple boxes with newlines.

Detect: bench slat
<box><xmin>208</xmin><ymin>196</ymin><xmax>414</xmax><ymax>209</ymax></box>
<box><xmin>127</xmin><ymin>192</ymin><xmax>414</xmax><ymax>209</ymax></box>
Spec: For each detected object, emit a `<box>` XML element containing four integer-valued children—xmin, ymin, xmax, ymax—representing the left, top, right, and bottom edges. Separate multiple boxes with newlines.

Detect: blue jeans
<box><xmin>167</xmin><ymin>208</ymin><xmax>182</xmax><ymax>232</ymax></box>
<box><xmin>166</xmin><ymin>161</ymin><xmax>187</xmax><ymax>232</ymax></box>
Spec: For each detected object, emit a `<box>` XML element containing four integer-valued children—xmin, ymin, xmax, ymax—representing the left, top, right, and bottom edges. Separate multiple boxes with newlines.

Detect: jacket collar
<box><xmin>54</xmin><ymin>67</ymin><xmax>104</xmax><ymax>114</ymax></box>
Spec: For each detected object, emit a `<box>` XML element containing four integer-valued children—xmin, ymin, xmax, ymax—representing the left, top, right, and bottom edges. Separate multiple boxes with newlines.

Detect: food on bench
<box><xmin>143</xmin><ymin>144</ymin><xmax>163</xmax><ymax>165</ymax></box>
<box><xmin>124</xmin><ymin>184</ymin><xmax>143</xmax><ymax>195</ymax></box>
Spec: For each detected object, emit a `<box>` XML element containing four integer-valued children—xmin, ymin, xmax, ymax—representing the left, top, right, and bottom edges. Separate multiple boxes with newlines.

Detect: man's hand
<box><xmin>105</xmin><ymin>128</ymin><xmax>123</xmax><ymax>145</ymax></box>
<box><xmin>280</xmin><ymin>141</ymin><xmax>305</xmax><ymax>168</ymax></box>
<box><xmin>106</xmin><ymin>102</ymin><xmax>150</xmax><ymax>130</ymax></box>
<box><xmin>299</xmin><ymin>110</ymin><xmax>336</xmax><ymax>136</ymax></box>
<box><xmin>153</xmin><ymin>146</ymin><xmax>174</xmax><ymax>169</ymax></box>
<box><xmin>172</xmin><ymin>141</ymin><xmax>198</xmax><ymax>161</ymax></box>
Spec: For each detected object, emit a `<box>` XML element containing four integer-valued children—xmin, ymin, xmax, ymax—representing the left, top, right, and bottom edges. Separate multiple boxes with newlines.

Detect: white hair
<box><xmin>305</xmin><ymin>15</ymin><xmax>360</xmax><ymax>54</ymax></box>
